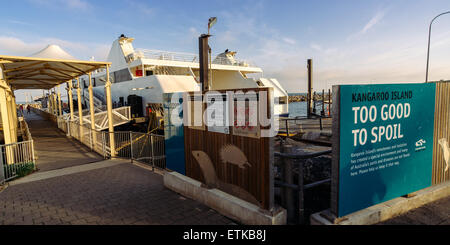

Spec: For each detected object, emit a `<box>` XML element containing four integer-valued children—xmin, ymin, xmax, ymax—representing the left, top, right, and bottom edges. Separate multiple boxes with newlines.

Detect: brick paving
<box><xmin>0</xmin><ymin>163</ymin><xmax>234</xmax><ymax>225</ymax></box>
<box><xmin>378</xmin><ymin>195</ymin><xmax>450</xmax><ymax>225</ymax></box>
<box><xmin>0</xmin><ymin>111</ymin><xmax>234</xmax><ymax>225</ymax></box>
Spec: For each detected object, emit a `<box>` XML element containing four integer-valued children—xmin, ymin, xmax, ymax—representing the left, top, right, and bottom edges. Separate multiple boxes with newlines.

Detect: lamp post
<box><xmin>425</xmin><ymin>11</ymin><xmax>450</xmax><ymax>83</ymax></box>
<box><xmin>208</xmin><ymin>17</ymin><xmax>217</xmax><ymax>91</ymax></box>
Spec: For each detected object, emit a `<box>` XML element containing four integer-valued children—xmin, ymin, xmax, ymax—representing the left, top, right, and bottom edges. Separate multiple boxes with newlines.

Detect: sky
<box><xmin>2</xmin><ymin>0</ymin><xmax>450</xmax><ymax>102</ymax></box>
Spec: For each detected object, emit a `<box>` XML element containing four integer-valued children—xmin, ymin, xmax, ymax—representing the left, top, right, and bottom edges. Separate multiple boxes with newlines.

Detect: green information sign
<box><xmin>338</xmin><ymin>83</ymin><xmax>436</xmax><ymax>217</ymax></box>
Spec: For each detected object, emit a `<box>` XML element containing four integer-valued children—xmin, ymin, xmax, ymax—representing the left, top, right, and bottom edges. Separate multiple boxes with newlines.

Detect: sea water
<box><xmin>288</xmin><ymin>101</ymin><xmax>330</xmax><ymax>118</ymax></box>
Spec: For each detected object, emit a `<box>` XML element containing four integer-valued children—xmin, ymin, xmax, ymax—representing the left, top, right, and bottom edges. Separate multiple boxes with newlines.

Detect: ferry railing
<box><xmin>0</xmin><ymin>140</ymin><xmax>36</xmax><ymax>183</ymax></box>
<box><xmin>274</xmin><ymin>144</ymin><xmax>332</xmax><ymax>224</ymax></box>
<box><xmin>136</xmin><ymin>49</ymin><xmax>255</xmax><ymax>67</ymax></box>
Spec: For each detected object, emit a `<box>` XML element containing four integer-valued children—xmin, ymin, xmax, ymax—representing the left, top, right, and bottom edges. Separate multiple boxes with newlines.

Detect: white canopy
<box><xmin>29</xmin><ymin>44</ymin><xmax>76</xmax><ymax>60</ymax></box>
<box><xmin>0</xmin><ymin>55</ymin><xmax>110</xmax><ymax>90</ymax></box>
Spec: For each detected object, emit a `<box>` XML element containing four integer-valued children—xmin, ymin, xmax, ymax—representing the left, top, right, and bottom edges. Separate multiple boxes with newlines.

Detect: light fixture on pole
<box><xmin>425</xmin><ymin>11</ymin><xmax>450</xmax><ymax>83</ymax></box>
<box><xmin>208</xmin><ymin>17</ymin><xmax>217</xmax><ymax>35</ymax></box>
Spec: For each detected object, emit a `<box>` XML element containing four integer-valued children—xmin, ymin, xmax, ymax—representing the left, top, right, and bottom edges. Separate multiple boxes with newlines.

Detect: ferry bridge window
<box><xmin>146</xmin><ymin>70</ymin><xmax>153</xmax><ymax>76</ymax></box>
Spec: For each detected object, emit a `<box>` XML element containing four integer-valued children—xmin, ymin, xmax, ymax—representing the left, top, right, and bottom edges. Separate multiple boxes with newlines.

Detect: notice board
<box><xmin>331</xmin><ymin>83</ymin><xmax>436</xmax><ymax>217</ymax></box>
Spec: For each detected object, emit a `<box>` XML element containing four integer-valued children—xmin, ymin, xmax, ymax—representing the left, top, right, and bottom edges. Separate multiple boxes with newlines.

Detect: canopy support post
<box><xmin>105</xmin><ymin>65</ymin><xmax>115</xmax><ymax>157</ymax></box>
<box><xmin>53</xmin><ymin>88</ymin><xmax>57</xmax><ymax>116</ymax></box>
<box><xmin>68</xmin><ymin>81</ymin><xmax>74</xmax><ymax>121</ymax></box>
<box><xmin>88</xmin><ymin>72</ymin><xmax>97</xmax><ymax>148</ymax></box>
<box><xmin>77</xmin><ymin>78</ymin><xmax>83</xmax><ymax>141</ymax></box>
<box><xmin>57</xmin><ymin>84</ymin><xmax>62</xmax><ymax>117</ymax></box>
<box><xmin>0</xmin><ymin>80</ymin><xmax>15</xmax><ymax>164</ymax></box>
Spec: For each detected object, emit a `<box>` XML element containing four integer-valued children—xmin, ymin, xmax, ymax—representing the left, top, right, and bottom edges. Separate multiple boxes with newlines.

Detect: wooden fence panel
<box><xmin>183</xmin><ymin>88</ymin><xmax>274</xmax><ymax>210</ymax></box>
<box><xmin>432</xmin><ymin>81</ymin><xmax>450</xmax><ymax>185</ymax></box>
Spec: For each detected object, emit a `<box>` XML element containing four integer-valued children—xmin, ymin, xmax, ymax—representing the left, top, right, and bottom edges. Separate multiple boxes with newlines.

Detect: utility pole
<box><xmin>307</xmin><ymin>59</ymin><xmax>313</xmax><ymax>118</ymax></box>
<box><xmin>199</xmin><ymin>34</ymin><xmax>211</xmax><ymax>92</ymax></box>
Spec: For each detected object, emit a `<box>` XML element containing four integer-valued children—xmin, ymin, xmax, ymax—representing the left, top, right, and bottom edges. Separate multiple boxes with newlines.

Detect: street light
<box><xmin>208</xmin><ymin>17</ymin><xmax>217</xmax><ymax>35</ymax></box>
<box><xmin>207</xmin><ymin>17</ymin><xmax>217</xmax><ymax>90</ymax></box>
<box><xmin>425</xmin><ymin>11</ymin><xmax>450</xmax><ymax>83</ymax></box>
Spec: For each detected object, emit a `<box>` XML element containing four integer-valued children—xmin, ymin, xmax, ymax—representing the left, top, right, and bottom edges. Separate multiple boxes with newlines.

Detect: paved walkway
<box><xmin>378</xmin><ymin>195</ymin><xmax>450</xmax><ymax>225</ymax></box>
<box><xmin>25</xmin><ymin>111</ymin><xmax>103</xmax><ymax>172</ymax></box>
<box><xmin>0</xmin><ymin>112</ymin><xmax>233</xmax><ymax>225</ymax></box>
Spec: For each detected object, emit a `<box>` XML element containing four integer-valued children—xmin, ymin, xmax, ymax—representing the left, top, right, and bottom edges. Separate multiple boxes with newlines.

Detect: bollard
<box><xmin>281</xmin><ymin>144</ymin><xmax>295</xmax><ymax>223</ymax></box>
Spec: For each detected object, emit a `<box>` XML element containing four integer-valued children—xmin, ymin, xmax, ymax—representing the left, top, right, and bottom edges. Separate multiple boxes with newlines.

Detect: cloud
<box><xmin>348</xmin><ymin>9</ymin><xmax>388</xmax><ymax>40</ymax></box>
<box><xmin>361</xmin><ymin>10</ymin><xmax>386</xmax><ymax>34</ymax></box>
<box><xmin>0</xmin><ymin>36</ymin><xmax>43</xmax><ymax>55</ymax></box>
<box><xmin>126</xmin><ymin>1</ymin><xmax>155</xmax><ymax>16</ymax></box>
<box><xmin>7</xmin><ymin>20</ymin><xmax>33</xmax><ymax>26</ymax></box>
<box><xmin>28</xmin><ymin>0</ymin><xmax>92</xmax><ymax>11</ymax></box>
<box><xmin>65</xmin><ymin>0</ymin><xmax>90</xmax><ymax>10</ymax></box>
<box><xmin>282</xmin><ymin>37</ymin><xmax>296</xmax><ymax>45</ymax></box>
<box><xmin>189</xmin><ymin>27</ymin><xmax>199</xmax><ymax>36</ymax></box>
<box><xmin>218</xmin><ymin>30</ymin><xmax>237</xmax><ymax>44</ymax></box>
<box><xmin>0</xmin><ymin>35</ymin><xmax>109</xmax><ymax>61</ymax></box>
<box><xmin>310</xmin><ymin>43</ymin><xmax>322</xmax><ymax>51</ymax></box>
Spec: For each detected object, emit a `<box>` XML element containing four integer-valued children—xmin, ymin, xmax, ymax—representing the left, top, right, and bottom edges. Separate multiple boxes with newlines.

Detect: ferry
<box><xmin>73</xmin><ymin>35</ymin><xmax>289</xmax><ymax>131</ymax></box>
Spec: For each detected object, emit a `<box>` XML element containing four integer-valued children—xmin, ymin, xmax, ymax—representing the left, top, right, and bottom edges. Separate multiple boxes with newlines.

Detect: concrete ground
<box><xmin>377</xmin><ymin>195</ymin><xmax>450</xmax><ymax>225</ymax></box>
<box><xmin>0</xmin><ymin>111</ymin><xmax>233</xmax><ymax>225</ymax></box>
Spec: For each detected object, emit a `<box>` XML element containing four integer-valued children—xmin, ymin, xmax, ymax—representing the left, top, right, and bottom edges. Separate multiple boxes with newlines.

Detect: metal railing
<box><xmin>58</xmin><ymin>118</ymin><xmax>166</xmax><ymax>170</ymax></box>
<box><xmin>0</xmin><ymin>140</ymin><xmax>36</xmax><ymax>183</ymax></box>
<box><xmin>278</xmin><ymin>116</ymin><xmax>332</xmax><ymax>137</ymax></box>
<box><xmin>274</xmin><ymin>143</ymin><xmax>332</xmax><ymax>224</ymax></box>
<box><xmin>70</xmin><ymin>106</ymin><xmax>131</xmax><ymax>131</ymax></box>
<box><xmin>135</xmin><ymin>49</ymin><xmax>255</xmax><ymax>67</ymax></box>
<box><xmin>129</xmin><ymin>132</ymin><xmax>165</xmax><ymax>169</ymax></box>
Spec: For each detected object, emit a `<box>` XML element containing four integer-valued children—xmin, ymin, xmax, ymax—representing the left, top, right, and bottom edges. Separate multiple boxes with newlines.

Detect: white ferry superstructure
<box><xmin>74</xmin><ymin>35</ymin><xmax>289</xmax><ymax>119</ymax></box>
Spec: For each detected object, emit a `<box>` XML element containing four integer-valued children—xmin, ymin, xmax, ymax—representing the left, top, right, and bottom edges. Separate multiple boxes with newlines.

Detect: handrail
<box><xmin>0</xmin><ymin>139</ymin><xmax>36</xmax><ymax>182</ymax></box>
<box><xmin>57</xmin><ymin>115</ymin><xmax>166</xmax><ymax>170</ymax></box>
<box><xmin>0</xmin><ymin>139</ymin><xmax>33</xmax><ymax>148</ymax></box>
<box><xmin>275</xmin><ymin>150</ymin><xmax>332</xmax><ymax>159</ymax></box>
